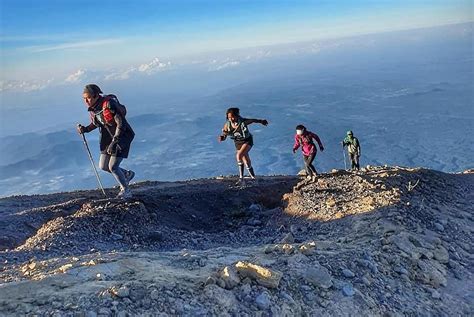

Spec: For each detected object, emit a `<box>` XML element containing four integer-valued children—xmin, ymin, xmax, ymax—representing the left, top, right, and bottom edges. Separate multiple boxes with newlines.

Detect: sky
<box><xmin>1</xmin><ymin>0</ymin><xmax>472</xmax><ymax>83</ymax></box>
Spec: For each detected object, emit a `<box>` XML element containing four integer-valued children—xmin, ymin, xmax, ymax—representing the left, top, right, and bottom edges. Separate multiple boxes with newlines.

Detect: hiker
<box><xmin>342</xmin><ymin>130</ymin><xmax>361</xmax><ymax>171</ymax></box>
<box><xmin>218</xmin><ymin>107</ymin><xmax>268</xmax><ymax>185</ymax></box>
<box><xmin>77</xmin><ymin>84</ymin><xmax>135</xmax><ymax>198</ymax></box>
<box><xmin>292</xmin><ymin>125</ymin><xmax>324</xmax><ymax>182</ymax></box>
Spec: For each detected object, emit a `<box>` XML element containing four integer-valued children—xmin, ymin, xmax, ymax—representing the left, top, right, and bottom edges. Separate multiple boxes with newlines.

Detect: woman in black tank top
<box><xmin>218</xmin><ymin>107</ymin><xmax>268</xmax><ymax>185</ymax></box>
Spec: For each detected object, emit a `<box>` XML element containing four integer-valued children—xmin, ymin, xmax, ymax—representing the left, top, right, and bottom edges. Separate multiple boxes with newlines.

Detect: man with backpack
<box><xmin>77</xmin><ymin>84</ymin><xmax>135</xmax><ymax>198</ymax></box>
<box><xmin>342</xmin><ymin>130</ymin><xmax>361</xmax><ymax>171</ymax></box>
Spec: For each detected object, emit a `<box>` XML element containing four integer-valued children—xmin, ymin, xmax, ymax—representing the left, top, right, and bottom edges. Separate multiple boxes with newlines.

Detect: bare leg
<box><xmin>242</xmin><ymin>152</ymin><xmax>256</xmax><ymax>179</ymax></box>
<box><xmin>236</xmin><ymin>144</ymin><xmax>252</xmax><ymax>180</ymax></box>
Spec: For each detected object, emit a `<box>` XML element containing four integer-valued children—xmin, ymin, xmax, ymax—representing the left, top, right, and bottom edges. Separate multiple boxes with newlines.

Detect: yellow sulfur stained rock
<box><xmin>235</xmin><ymin>261</ymin><xmax>282</xmax><ymax>289</ymax></box>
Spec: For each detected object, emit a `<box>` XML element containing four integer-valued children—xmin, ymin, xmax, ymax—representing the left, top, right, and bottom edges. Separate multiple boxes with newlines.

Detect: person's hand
<box><xmin>341</xmin><ymin>141</ymin><xmax>345</xmax><ymax>148</ymax></box>
<box><xmin>320</xmin><ymin>146</ymin><xmax>324</xmax><ymax>152</ymax></box>
<box><xmin>107</xmin><ymin>140</ymin><xmax>118</xmax><ymax>155</ymax></box>
<box><xmin>77</xmin><ymin>124</ymin><xmax>86</xmax><ymax>134</ymax></box>
<box><xmin>292</xmin><ymin>148</ymin><xmax>297</xmax><ymax>154</ymax></box>
<box><xmin>261</xmin><ymin>119</ymin><xmax>268</xmax><ymax>126</ymax></box>
<box><xmin>218</xmin><ymin>135</ymin><xmax>226</xmax><ymax>142</ymax></box>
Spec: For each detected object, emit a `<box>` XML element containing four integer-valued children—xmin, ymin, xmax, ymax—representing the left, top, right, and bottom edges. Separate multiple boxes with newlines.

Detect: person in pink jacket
<box><xmin>292</xmin><ymin>124</ymin><xmax>324</xmax><ymax>182</ymax></box>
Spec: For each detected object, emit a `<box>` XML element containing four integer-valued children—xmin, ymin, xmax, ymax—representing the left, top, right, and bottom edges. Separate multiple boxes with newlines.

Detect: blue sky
<box><xmin>1</xmin><ymin>0</ymin><xmax>472</xmax><ymax>82</ymax></box>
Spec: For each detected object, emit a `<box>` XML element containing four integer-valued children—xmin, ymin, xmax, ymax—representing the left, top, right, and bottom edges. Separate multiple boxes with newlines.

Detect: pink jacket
<box><xmin>293</xmin><ymin>131</ymin><xmax>324</xmax><ymax>156</ymax></box>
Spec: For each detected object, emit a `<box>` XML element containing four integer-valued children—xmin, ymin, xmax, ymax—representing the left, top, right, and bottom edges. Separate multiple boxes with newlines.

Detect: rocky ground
<box><xmin>0</xmin><ymin>166</ymin><xmax>473</xmax><ymax>316</ymax></box>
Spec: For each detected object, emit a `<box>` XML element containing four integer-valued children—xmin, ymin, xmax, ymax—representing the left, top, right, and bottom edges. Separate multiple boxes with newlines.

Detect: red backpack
<box><xmin>100</xmin><ymin>94</ymin><xmax>127</xmax><ymax>124</ymax></box>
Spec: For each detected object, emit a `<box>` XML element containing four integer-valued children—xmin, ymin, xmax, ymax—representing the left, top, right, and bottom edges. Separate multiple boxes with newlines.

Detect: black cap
<box><xmin>83</xmin><ymin>84</ymin><xmax>103</xmax><ymax>96</ymax></box>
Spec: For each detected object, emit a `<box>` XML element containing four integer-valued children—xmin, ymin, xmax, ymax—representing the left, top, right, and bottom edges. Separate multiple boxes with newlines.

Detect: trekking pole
<box><xmin>342</xmin><ymin>148</ymin><xmax>347</xmax><ymax>171</ymax></box>
<box><xmin>77</xmin><ymin>124</ymin><xmax>107</xmax><ymax>197</ymax></box>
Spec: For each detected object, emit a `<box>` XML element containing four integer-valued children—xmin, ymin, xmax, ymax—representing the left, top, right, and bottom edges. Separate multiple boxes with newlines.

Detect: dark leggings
<box><xmin>99</xmin><ymin>154</ymin><xmax>128</xmax><ymax>189</ymax></box>
<box><xmin>350</xmin><ymin>153</ymin><xmax>360</xmax><ymax>170</ymax></box>
<box><xmin>303</xmin><ymin>153</ymin><xmax>317</xmax><ymax>177</ymax></box>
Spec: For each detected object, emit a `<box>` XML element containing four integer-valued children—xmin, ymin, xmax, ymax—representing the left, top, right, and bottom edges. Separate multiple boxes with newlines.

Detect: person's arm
<box><xmin>77</xmin><ymin>114</ymin><xmax>98</xmax><ymax>134</ymax></box>
<box><xmin>293</xmin><ymin>135</ymin><xmax>300</xmax><ymax>153</ymax></box>
<box><xmin>218</xmin><ymin>122</ymin><xmax>229</xmax><ymax>142</ymax></box>
<box><xmin>342</xmin><ymin>137</ymin><xmax>348</xmax><ymax>147</ymax></box>
<box><xmin>110</xmin><ymin>100</ymin><xmax>125</xmax><ymax>140</ymax></box>
<box><xmin>310</xmin><ymin>132</ymin><xmax>324</xmax><ymax>151</ymax></box>
<box><xmin>105</xmin><ymin>100</ymin><xmax>124</xmax><ymax>154</ymax></box>
<box><xmin>243</xmin><ymin>118</ymin><xmax>268</xmax><ymax>126</ymax></box>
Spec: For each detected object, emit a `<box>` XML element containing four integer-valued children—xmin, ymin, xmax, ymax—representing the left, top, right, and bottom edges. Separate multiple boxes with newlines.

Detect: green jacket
<box><xmin>343</xmin><ymin>136</ymin><xmax>361</xmax><ymax>155</ymax></box>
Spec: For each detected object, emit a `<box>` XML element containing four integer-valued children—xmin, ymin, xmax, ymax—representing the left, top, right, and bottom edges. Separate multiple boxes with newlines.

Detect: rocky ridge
<box><xmin>0</xmin><ymin>166</ymin><xmax>473</xmax><ymax>316</ymax></box>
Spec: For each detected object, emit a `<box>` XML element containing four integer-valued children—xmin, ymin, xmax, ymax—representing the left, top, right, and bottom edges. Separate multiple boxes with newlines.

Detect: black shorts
<box><xmin>234</xmin><ymin>136</ymin><xmax>254</xmax><ymax>150</ymax></box>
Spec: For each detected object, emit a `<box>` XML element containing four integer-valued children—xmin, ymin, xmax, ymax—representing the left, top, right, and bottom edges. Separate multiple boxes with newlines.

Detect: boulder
<box><xmin>301</xmin><ymin>265</ymin><xmax>333</xmax><ymax>289</ymax></box>
<box><xmin>235</xmin><ymin>261</ymin><xmax>282</xmax><ymax>289</ymax></box>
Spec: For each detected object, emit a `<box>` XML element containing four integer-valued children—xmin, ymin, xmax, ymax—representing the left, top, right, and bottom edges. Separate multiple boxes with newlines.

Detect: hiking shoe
<box><xmin>116</xmin><ymin>188</ymin><xmax>133</xmax><ymax>199</ymax></box>
<box><xmin>235</xmin><ymin>178</ymin><xmax>246</xmax><ymax>186</ymax></box>
<box><xmin>125</xmin><ymin>170</ymin><xmax>135</xmax><ymax>185</ymax></box>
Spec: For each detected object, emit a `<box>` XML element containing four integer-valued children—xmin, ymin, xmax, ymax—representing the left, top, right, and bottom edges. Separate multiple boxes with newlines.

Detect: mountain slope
<box><xmin>0</xmin><ymin>166</ymin><xmax>473</xmax><ymax>316</ymax></box>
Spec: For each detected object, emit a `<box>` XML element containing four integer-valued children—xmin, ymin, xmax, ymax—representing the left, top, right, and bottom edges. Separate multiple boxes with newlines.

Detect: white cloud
<box><xmin>208</xmin><ymin>59</ymin><xmax>240</xmax><ymax>71</ymax></box>
<box><xmin>104</xmin><ymin>57</ymin><xmax>171</xmax><ymax>81</ymax></box>
<box><xmin>0</xmin><ymin>79</ymin><xmax>53</xmax><ymax>92</ymax></box>
<box><xmin>104</xmin><ymin>67</ymin><xmax>137</xmax><ymax>81</ymax></box>
<box><xmin>138</xmin><ymin>57</ymin><xmax>171</xmax><ymax>74</ymax></box>
<box><xmin>28</xmin><ymin>39</ymin><xmax>123</xmax><ymax>53</ymax></box>
<box><xmin>65</xmin><ymin>69</ymin><xmax>87</xmax><ymax>83</ymax></box>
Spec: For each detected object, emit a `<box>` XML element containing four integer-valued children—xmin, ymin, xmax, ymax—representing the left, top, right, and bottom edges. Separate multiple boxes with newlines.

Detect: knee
<box><xmin>99</xmin><ymin>162</ymin><xmax>110</xmax><ymax>172</ymax></box>
<box><xmin>236</xmin><ymin>153</ymin><xmax>243</xmax><ymax>161</ymax></box>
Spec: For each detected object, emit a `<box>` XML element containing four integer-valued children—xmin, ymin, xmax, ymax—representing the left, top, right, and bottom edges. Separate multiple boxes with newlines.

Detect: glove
<box><xmin>218</xmin><ymin>135</ymin><xmax>226</xmax><ymax>142</ymax></box>
<box><xmin>320</xmin><ymin>146</ymin><xmax>324</xmax><ymax>152</ymax></box>
<box><xmin>261</xmin><ymin>119</ymin><xmax>268</xmax><ymax>126</ymax></box>
<box><xmin>292</xmin><ymin>148</ymin><xmax>297</xmax><ymax>154</ymax></box>
<box><xmin>77</xmin><ymin>124</ymin><xmax>86</xmax><ymax>134</ymax></box>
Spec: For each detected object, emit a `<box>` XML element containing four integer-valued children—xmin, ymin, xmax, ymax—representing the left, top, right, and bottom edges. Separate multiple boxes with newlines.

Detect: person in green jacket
<box><xmin>342</xmin><ymin>130</ymin><xmax>361</xmax><ymax>171</ymax></box>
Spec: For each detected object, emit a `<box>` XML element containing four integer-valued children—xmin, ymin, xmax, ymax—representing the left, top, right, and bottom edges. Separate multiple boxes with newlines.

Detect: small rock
<box><xmin>240</xmin><ymin>283</ymin><xmax>252</xmax><ymax>296</ymax></box>
<box><xmin>116</xmin><ymin>286</ymin><xmax>130</xmax><ymax>298</ymax></box>
<box><xmin>342</xmin><ymin>284</ymin><xmax>355</xmax><ymax>296</ymax></box>
<box><xmin>255</xmin><ymin>292</ymin><xmax>271</xmax><ymax>310</ymax></box>
<box><xmin>433</xmin><ymin>246</ymin><xmax>449</xmax><ymax>264</ymax></box>
<box><xmin>280</xmin><ymin>233</ymin><xmax>295</xmax><ymax>244</ymax></box>
<box><xmin>342</xmin><ymin>268</ymin><xmax>355</xmax><ymax>278</ymax></box>
<box><xmin>247</xmin><ymin>219</ymin><xmax>262</xmax><ymax>226</ymax></box>
<box><xmin>280</xmin><ymin>292</ymin><xmax>295</xmax><ymax>304</ymax></box>
<box><xmin>58</xmin><ymin>264</ymin><xmax>73</xmax><ymax>273</ymax></box>
<box><xmin>98</xmin><ymin>308</ymin><xmax>111</xmax><ymax>316</ymax></box>
<box><xmin>394</xmin><ymin>266</ymin><xmax>409</xmax><ymax>275</ymax></box>
<box><xmin>216</xmin><ymin>278</ymin><xmax>226</xmax><ymax>289</ymax></box>
<box><xmin>111</xmin><ymin>233</ymin><xmax>123</xmax><ymax>241</ymax></box>
<box><xmin>248</xmin><ymin>204</ymin><xmax>262</xmax><ymax>213</ymax></box>
<box><xmin>204</xmin><ymin>285</ymin><xmax>237</xmax><ymax>307</ymax></box>
<box><xmin>150</xmin><ymin>289</ymin><xmax>159</xmax><ymax>300</ymax></box>
<box><xmin>205</xmin><ymin>276</ymin><xmax>216</xmax><ymax>286</ymax></box>
<box><xmin>219</xmin><ymin>266</ymin><xmax>241</xmax><ymax>289</ymax></box>
<box><xmin>362</xmin><ymin>276</ymin><xmax>372</xmax><ymax>286</ymax></box>
<box><xmin>368</xmin><ymin>262</ymin><xmax>379</xmax><ymax>274</ymax></box>
<box><xmin>434</xmin><ymin>223</ymin><xmax>445</xmax><ymax>232</ymax></box>
<box><xmin>431</xmin><ymin>290</ymin><xmax>441</xmax><ymax>299</ymax></box>
<box><xmin>147</xmin><ymin>231</ymin><xmax>163</xmax><ymax>242</ymax></box>
<box><xmin>299</xmin><ymin>243</ymin><xmax>315</xmax><ymax>256</ymax></box>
